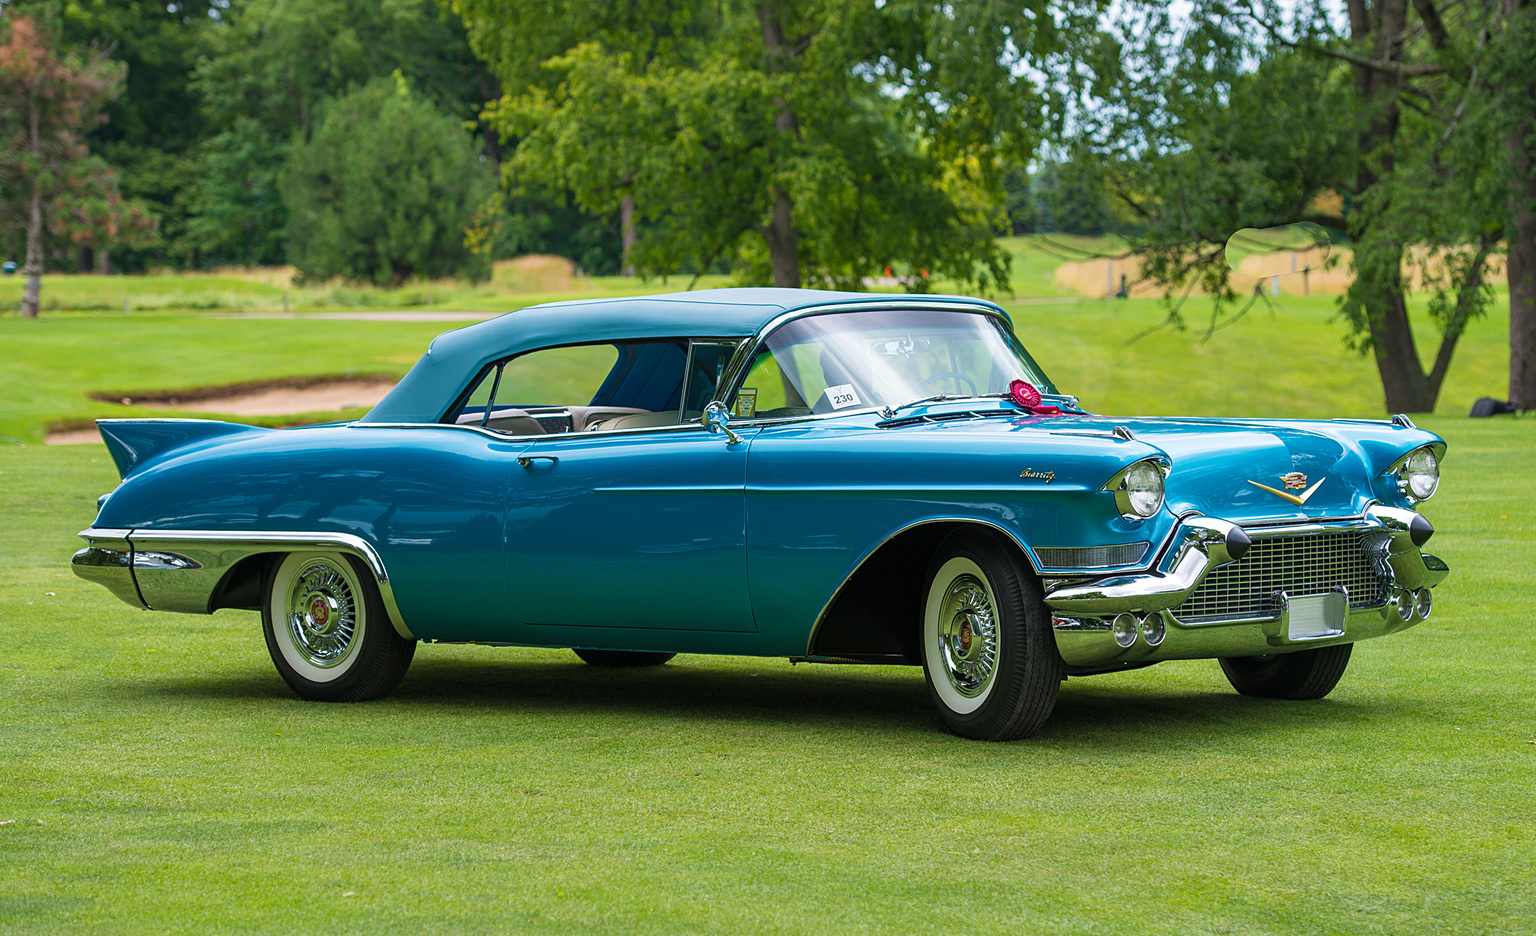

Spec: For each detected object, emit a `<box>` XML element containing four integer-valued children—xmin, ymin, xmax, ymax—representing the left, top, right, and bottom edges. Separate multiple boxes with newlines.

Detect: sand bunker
<box><xmin>47</xmin><ymin>375</ymin><xmax>399</xmax><ymax>445</ymax></box>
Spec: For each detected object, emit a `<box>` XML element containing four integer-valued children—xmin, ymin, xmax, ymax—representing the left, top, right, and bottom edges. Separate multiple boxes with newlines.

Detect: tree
<box><xmin>283</xmin><ymin>75</ymin><xmax>497</xmax><ymax>285</ymax></box>
<box><xmin>452</xmin><ymin>1</ymin><xmax>1100</xmax><ymax>290</ymax></box>
<box><xmin>0</xmin><ymin>15</ymin><xmax>152</xmax><ymax>316</ymax></box>
<box><xmin>1087</xmin><ymin>1</ymin><xmax>1536</xmax><ymax>413</ymax></box>
<box><xmin>189</xmin><ymin>0</ymin><xmax>497</xmax><ymax>265</ymax></box>
<box><xmin>4</xmin><ymin>0</ymin><xmax>218</xmax><ymax>271</ymax></box>
<box><xmin>1490</xmin><ymin>0</ymin><xmax>1536</xmax><ymax>407</ymax></box>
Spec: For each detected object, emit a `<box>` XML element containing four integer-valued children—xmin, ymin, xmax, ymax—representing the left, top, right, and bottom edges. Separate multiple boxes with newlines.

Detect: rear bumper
<box><xmin>71</xmin><ymin>527</ymin><xmax>415</xmax><ymax>640</ymax></box>
<box><xmin>1044</xmin><ymin>505</ymin><xmax>1449</xmax><ymax>669</ymax></box>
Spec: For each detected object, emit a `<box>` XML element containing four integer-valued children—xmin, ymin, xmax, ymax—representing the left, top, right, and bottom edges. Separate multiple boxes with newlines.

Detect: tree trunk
<box><xmin>1346</xmin><ymin>0</ymin><xmax>1443</xmax><ymax>413</ymax></box>
<box><xmin>1363</xmin><ymin>259</ymin><xmax>1441</xmax><ymax>412</ymax></box>
<box><xmin>765</xmin><ymin>185</ymin><xmax>799</xmax><ymax>287</ymax></box>
<box><xmin>758</xmin><ymin>3</ymin><xmax>802</xmax><ymax>288</ymax></box>
<box><xmin>96</xmin><ymin>247</ymin><xmax>111</xmax><ymax>275</ymax></box>
<box><xmin>620</xmin><ymin>193</ymin><xmax>637</xmax><ymax>277</ymax></box>
<box><xmin>1507</xmin><ymin>0</ymin><xmax>1536</xmax><ymax>410</ymax></box>
<box><xmin>21</xmin><ymin>187</ymin><xmax>43</xmax><ymax>318</ymax></box>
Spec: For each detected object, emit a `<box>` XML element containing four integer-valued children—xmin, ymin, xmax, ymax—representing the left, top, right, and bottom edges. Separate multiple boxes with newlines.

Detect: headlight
<box><xmin>1395</xmin><ymin>446</ymin><xmax>1440</xmax><ymax>502</ymax></box>
<box><xmin>1105</xmin><ymin>458</ymin><xmax>1167</xmax><ymax>520</ymax></box>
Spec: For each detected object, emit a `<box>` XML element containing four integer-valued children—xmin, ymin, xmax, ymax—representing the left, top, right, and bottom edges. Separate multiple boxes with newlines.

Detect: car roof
<box><xmin>359</xmin><ymin>287</ymin><xmax>1008</xmax><ymax>424</ymax></box>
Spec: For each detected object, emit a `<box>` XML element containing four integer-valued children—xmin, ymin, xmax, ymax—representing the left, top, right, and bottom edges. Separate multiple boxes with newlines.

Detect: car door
<box><xmin>503</xmin><ymin>422</ymin><xmax>758</xmax><ymax>632</ymax></box>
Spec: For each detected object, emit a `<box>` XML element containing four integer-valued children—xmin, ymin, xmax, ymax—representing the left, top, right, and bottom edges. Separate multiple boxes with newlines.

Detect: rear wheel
<box><xmin>1218</xmin><ymin>643</ymin><xmax>1352</xmax><ymax>700</ymax></box>
<box><xmin>920</xmin><ymin>529</ymin><xmax>1062</xmax><ymax>740</ymax></box>
<box><xmin>573</xmin><ymin>649</ymin><xmax>676</xmax><ymax>667</ymax></box>
<box><xmin>262</xmin><ymin>552</ymin><xmax>415</xmax><ymax>702</ymax></box>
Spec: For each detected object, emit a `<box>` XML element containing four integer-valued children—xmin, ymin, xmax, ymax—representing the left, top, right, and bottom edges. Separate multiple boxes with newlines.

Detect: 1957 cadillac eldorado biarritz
<box><xmin>72</xmin><ymin>288</ymin><xmax>1449</xmax><ymax>740</ymax></box>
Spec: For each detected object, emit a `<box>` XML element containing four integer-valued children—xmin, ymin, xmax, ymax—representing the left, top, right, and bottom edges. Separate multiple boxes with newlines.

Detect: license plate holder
<box><xmin>1287</xmin><ymin>591</ymin><xmax>1348</xmax><ymax>641</ymax></box>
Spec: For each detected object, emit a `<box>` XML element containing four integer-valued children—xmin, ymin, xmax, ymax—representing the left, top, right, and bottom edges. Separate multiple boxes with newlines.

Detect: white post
<box><xmin>1106</xmin><ymin>261</ymin><xmax>1113</xmax><ymax>300</ymax></box>
<box><xmin>1271</xmin><ymin>274</ymin><xmax>1280</xmax><ymax>297</ymax></box>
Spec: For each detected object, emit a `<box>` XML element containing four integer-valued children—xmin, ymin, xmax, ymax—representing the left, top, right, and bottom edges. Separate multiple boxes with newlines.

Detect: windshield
<box><xmin>730</xmin><ymin>309</ymin><xmax>1054</xmax><ymax>419</ymax></box>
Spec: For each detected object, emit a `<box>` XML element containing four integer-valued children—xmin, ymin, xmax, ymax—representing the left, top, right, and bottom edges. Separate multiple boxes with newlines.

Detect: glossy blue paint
<box><xmin>505</xmin><ymin>425</ymin><xmax>761</xmax><ymax>633</ymax></box>
<box><xmin>78</xmin><ymin>288</ymin><xmax>1444</xmax><ymax>662</ymax></box>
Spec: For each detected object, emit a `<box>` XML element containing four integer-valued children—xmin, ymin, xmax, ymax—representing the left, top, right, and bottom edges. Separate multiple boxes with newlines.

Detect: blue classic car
<box><xmin>72</xmin><ymin>288</ymin><xmax>1449</xmax><ymax>740</ymax></box>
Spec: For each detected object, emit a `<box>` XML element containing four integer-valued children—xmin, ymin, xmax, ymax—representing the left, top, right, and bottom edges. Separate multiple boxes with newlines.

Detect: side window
<box><xmin>446</xmin><ymin>340</ymin><xmax>694</xmax><ymax>434</ymax></box>
<box><xmin>682</xmin><ymin>342</ymin><xmax>739</xmax><ymax>420</ymax></box>
<box><xmin>733</xmin><ymin>343</ymin><xmax>829</xmax><ymax>419</ymax></box>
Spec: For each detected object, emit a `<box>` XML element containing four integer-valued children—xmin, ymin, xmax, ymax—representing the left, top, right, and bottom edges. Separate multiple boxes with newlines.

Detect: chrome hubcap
<box><xmin>937</xmin><ymin>574</ymin><xmax>998</xmax><ymax>698</ymax></box>
<box><xmin>285</xmin><ymin>558</ymin><xmax>358</xmax><ymax>668</ymax></box>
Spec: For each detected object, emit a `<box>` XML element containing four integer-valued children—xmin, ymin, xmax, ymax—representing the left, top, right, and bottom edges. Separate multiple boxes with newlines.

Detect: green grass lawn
<box><xmin>2</xmin><ymin>276</ymin><xmax>1533</xmax><ymax>934</ymax></box>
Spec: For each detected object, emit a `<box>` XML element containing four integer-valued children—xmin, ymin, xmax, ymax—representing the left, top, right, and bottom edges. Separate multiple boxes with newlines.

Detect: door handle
<box><xmin>516</xmin><ymin>455</ymin><xmax>559</xmax><ymax>468</ymax></box>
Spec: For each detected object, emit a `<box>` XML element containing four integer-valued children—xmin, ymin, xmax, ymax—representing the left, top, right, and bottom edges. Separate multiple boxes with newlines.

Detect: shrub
<box><xmin>284</xmin><ymin>76</ymin><xmax>496</xmax><ymax>285</ymax></box>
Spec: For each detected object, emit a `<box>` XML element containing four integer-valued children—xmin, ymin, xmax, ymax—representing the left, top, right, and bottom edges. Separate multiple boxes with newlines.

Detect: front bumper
<box><xmin>1044</xmin><ymin>505</ymin><xmax>1449</xmax><ymax>669</ymax></box>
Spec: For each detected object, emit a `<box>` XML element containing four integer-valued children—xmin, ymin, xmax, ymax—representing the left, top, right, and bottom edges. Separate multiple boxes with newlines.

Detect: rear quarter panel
<box><xmin>95</xmin><ymin>425</ymin><xmax>522</xmax><ymax>641</ymax></box>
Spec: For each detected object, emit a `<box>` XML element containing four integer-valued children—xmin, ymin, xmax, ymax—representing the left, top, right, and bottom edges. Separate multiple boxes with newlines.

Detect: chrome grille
<box><xmin>1173</xmin><ymin>531</ymin><xmax>1386</xmax><ymax>623</ymax></box>
<box><xmin>1035</xmin><ymin>543</ymin><xmax>1149</xmax><ymax>570</ymax></box>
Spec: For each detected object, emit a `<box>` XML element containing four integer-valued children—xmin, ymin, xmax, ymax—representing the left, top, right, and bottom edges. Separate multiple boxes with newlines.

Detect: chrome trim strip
<box><xmin>78</xmin><ymin>527</ymin><xmax>414</xmax><ymax>640</ymax></box>
<box><xmin>350</xmin><ymin>419</ymin><xmax>711</xmax><ymax>442</ymax></box>
<box><xmin>802</xmin><ymin>515</ymin><xmax>1044</xmax><ymax>657</ymax></box>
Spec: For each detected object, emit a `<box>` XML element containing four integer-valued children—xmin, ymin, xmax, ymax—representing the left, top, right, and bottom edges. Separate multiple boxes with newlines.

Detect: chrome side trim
<box><xmin>76</xmin><ymin>528</ymin><xmax>414</xmax><ymax>640</ymax></box>
<box><xmin>351</xmin><ymin>419</ymin><xmax>711</xmax><ymax>442</ymax></box>
<box><xmin>802</xmin><ymin>516</ymin><xmax>1045</xmax><ymax>657</ymax></box>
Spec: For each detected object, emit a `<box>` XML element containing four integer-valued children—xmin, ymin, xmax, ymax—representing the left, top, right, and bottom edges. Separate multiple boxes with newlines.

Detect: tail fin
<box><xmin>96</xmin><ymin>419</ymin><xmax>271</xmax><ymax>479</ymax></box>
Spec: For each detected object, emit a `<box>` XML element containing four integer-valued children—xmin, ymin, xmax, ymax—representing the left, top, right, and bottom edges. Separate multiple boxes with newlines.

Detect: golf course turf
<box><xmin>2</xmin><ymin>284</ymin><xmax>1532</xmax><ymax>935</ymax></box>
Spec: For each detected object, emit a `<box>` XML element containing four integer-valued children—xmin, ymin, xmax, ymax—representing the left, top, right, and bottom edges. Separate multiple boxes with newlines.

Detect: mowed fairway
<box><xmin>2</xmin><ymin>292</ymin><xmax>1534</xmax><ymax>934</ymax></box>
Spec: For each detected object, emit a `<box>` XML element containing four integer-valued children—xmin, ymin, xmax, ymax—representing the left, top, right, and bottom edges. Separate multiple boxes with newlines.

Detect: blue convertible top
<box><xmin>360</xmin><ymin>287</ymin><xmax>1007</xmax><ymax>424</ymax></box>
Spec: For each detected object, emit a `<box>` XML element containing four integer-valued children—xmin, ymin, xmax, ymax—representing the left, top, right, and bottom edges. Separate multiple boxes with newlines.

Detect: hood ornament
<box><xmin>1249</xmin><ymin>473</ymin><xmax>1325</xmax><ymax>507</ymax></box>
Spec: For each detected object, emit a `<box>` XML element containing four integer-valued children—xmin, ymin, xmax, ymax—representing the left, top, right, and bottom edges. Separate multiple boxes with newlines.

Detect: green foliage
<box><xmin>3</xmin><ymin>1</ymin><xmax>219</xmax><ymax>270</ymax></box>
<box><xmin>455</xmin><ymin>0</ymin><xmax>1102</xmax><ymax>291</ymax></box>
<box><xmin>1082</xmin><ymin>1</ymin><xmax>1528</xmax><ymax>412</ymax></box>
<box><xmin>187</xmin><ymin>0</ymin><xmax>494</xmax><ymax>265</ymax></box>
<box><xmin>283</xmin><ymin>77</ymin><xmax>497</xmax><ymax>286</ymax></box>
<box><xmin>0</xmin><ymin>14</ymin><xmax>155</xmax><ymax>316</ymax></box>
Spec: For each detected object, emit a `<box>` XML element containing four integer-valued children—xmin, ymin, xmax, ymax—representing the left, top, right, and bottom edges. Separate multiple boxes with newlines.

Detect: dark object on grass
<box><xmin>1470</xmin><ymin>397</ymin><xmax>1517</xmax><ymax>417</ymax></box>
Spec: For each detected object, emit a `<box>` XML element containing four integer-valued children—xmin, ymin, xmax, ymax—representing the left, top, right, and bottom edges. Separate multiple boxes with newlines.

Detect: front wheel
<box><xmin>1218</xmin><ymin>643</ymin><xmax>1352</xmax><ymax>700</ymax></box>
<box><xmin>262</xmin><ymin>552</ymin><xmax>415</xmax><ymax>702</ymax></box>
<box><xmin>921</xmin><ymin>529</ymin><xmax>1062</xmax><ymax>740</ymax></box>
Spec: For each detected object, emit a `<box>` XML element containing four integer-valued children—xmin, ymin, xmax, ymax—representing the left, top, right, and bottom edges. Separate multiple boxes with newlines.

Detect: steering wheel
<box><xmin>916</xmin><ymin>372</ymin><xmax>978</xmax><ymax>396</ymax></box>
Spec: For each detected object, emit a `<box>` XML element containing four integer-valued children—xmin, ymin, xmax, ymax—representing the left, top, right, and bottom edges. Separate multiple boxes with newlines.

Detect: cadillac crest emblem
<box><xmin>1280</xmin><ymin>471</ymin><xmax>1308</xmax><ymax>490</ymax></box>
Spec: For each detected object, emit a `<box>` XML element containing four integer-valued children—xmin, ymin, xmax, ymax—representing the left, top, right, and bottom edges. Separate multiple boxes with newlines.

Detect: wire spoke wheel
<box><xmin>284</xmin><ymin>557</ymin><xmax>360</xmax><ymax>669</ymax></box>
<box><xmin>935</xmin><ymin>574</ymin><xmax>999</xmax><ymax>700</ymax></box>
<box><xmin>921</xmin><ymin>530</ymin><xmax>1062</xmax><ymax>740</ymax></box>
<box><xmin>263</xmin><ymin>551</ymin><xmax>415</xmax><ymax>702</ymax></box>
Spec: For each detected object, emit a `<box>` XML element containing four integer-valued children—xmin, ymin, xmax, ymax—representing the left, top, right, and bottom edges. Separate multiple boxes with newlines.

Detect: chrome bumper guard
<box><xmin>1044</xmin><ymin>506</ymin><xmax>1449</xmax><ymax>669</ymax></box>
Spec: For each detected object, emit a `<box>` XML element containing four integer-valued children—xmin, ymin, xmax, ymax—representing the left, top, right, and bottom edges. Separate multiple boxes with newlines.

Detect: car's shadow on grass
<box><xmin>130</xmin><ymin>652</ymin><xmax>1418</xmax><ymax>744</ymax></box>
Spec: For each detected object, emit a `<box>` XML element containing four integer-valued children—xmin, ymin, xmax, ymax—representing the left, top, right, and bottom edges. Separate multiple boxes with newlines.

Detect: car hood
<box><xmin>871</xmin><ymin>406</ymin><xmax>1441</xmax><ymax>526</ymax></box>
<box><xmin>1101</xmin><ymin>416</ymin><xmax>1381</xmax><ymax>523</ymax></box>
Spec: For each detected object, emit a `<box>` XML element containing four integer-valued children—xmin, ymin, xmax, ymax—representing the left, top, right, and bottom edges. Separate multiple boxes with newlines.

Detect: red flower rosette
<box><xmin>1009</xmin><ymin>379</ymin><xmax>1061</xmax><ymax>416</ymax></box>
<box><xmin>1009</xmin><ymin>379</ymin><xmax>1042</xmax><ymax>408</ymax></box>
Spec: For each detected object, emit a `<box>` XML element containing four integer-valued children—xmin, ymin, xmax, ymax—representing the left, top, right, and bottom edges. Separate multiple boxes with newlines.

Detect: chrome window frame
<box><xmin>711</xmin><ymin>300</ymin><xmax>1034</xmax><ymax>429</ymax></box>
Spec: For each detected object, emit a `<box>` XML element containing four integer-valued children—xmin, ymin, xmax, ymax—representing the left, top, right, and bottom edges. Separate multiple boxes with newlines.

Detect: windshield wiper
<box><xmin>879</xmin><ymin>392</ymin><xmax>1010</xmax><ymax>419</ymax></box>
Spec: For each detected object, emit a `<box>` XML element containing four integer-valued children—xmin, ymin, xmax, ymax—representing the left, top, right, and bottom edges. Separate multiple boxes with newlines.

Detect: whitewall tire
<box><xmin>262</xmin><ymin>552</ymin><xmax>415</xmax><ymax>702</ymax></box>
<box><xmin>920</xmin><ymin>530</ymin><xmax>1063</xmax><ymax>740</ymax></box>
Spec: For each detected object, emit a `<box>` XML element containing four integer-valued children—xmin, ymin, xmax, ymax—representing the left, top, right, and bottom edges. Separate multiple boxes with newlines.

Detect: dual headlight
<box><xmin>1390</xmin><ymin>445</ymin><xmax>1441</xmax><ymax>503</ymax></box>
<box><xmin>1104</xmin><ymin>458</ymin><xmax>1167</xmax><ymax>520</ymax></box>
